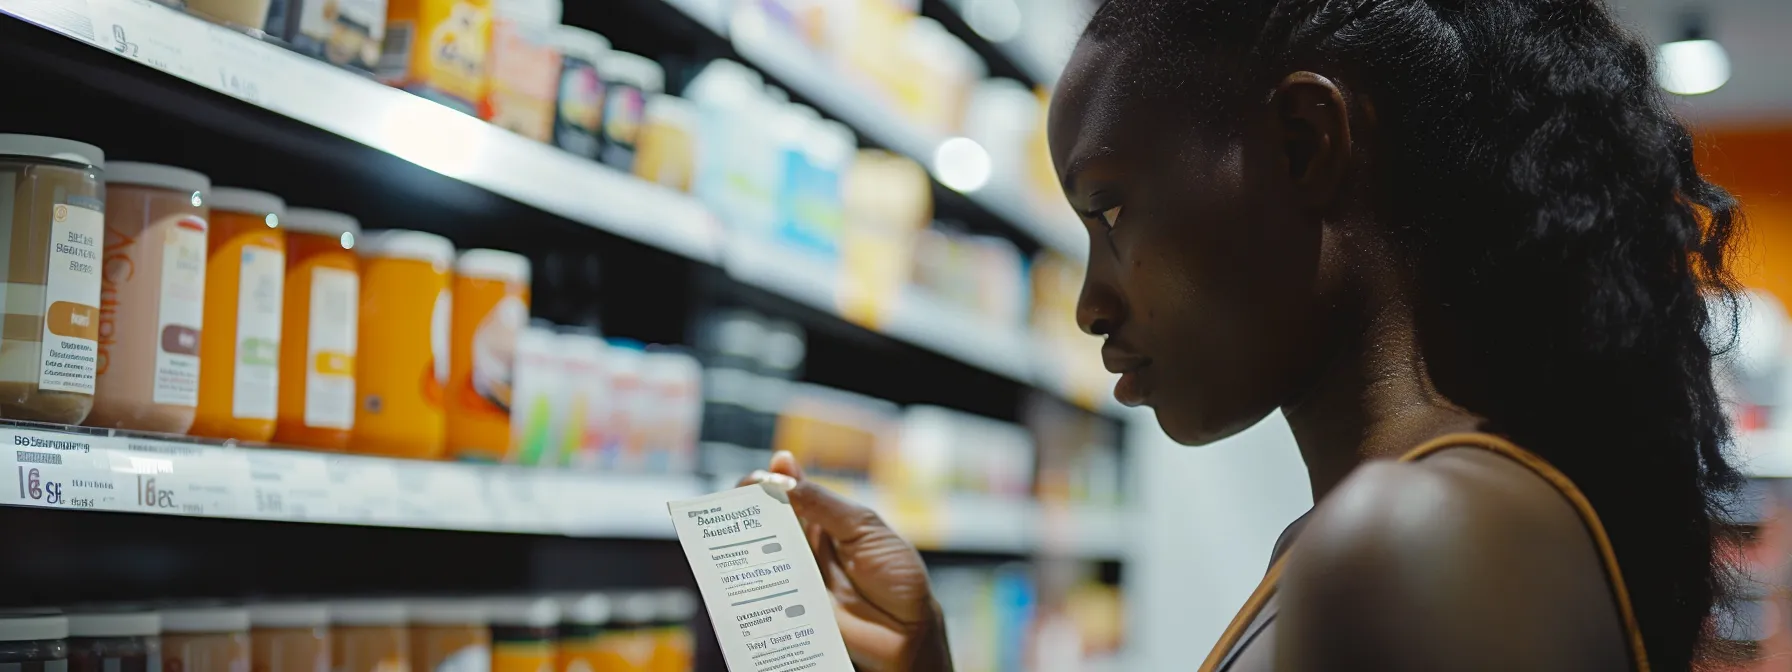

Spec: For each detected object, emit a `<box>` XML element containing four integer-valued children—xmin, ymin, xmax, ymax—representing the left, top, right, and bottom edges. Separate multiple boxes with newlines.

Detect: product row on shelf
<box><xmin>936</xmin><ymin>562</ymin><xmax>1127</xmax><ymax>672</ymax></box>
<box><xmin>0</xmin><ymin>593</ymin><xmax>698</xmax><ymax>672</ymax></box>
<box><xmin>0</xmin><ymin>0</ymin><xmax>1122</xmax><ymax>412</ymax></box>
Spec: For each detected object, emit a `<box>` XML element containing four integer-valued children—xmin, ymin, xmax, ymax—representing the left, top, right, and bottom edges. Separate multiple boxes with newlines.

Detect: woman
<box><xmin>749</xmin><ymin>0</ymin><xmax>1745</xmax><ymax>668</ymax></box>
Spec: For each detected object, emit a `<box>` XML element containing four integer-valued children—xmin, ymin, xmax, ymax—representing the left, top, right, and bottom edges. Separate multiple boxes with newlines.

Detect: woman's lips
<box><xmin>1101</xmin><ymin>346</ymin><xmax>1151</xmax><ymax>407</ymax></box>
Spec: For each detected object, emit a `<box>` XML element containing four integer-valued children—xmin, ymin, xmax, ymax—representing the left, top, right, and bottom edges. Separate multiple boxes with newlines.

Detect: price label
<box><xmin>324</xmin><ymin>455</ymin><xmax>399</xmax><ymax>522</ymax></box>
<box><xmin>113</xmin><ymin>440</ymin><xmax>249</xmax><ymax>517</ymax></box>
<box><xmin>3</xmin><ymin>430</ymin><xmax>120</xmax><ymax>511</ymax></box>
<box><xmin>244</xmin><ymin>450</ymin><xmax>332</xmax><ymax>521</ymax></box>
<box><xmin>393</xmin><ymin>462</ymin><xmax>490</xmax><ymax>529</ymax></box>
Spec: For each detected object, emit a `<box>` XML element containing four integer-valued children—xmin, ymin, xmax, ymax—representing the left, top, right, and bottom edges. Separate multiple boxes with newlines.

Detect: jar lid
<box><xmin>106</xmin><ymin>162</ymin><xmax>211</xmax><ymax>195</ymax></box>
<box><xmin>551</xmin><ymin>25</ymin><xmax>609</xmax><ymax>63</ymax></box>
<box><xmin>613</xmin><ymin>593</ymin><xmax>658</xmax><ymax>625</ymax></box>
<box><xmin>655</xmin><ymin>589</ymin><xmax>697</xmax><ymax>621</ymax></box>
<box><xmin>406</xmin><ymin>599</ymin><xmax>486</xmax><ymax>625</ymax></box>
<box><xmin>249</xmin><ymin>603</ymin><xmax>329</xmax><ymax>628</ymax></box>
<box><xmin>67</xmin><ymin>611</ymin><xmax>159</xmax><ymax>638</ymax></box>
<box><xmin>485</xmin><ymin>597</ymin><xmax>558</xmax><ymax>627</ymax></box>
<box><xmin>455</xmin><ymin>249</ymin><xmax>530</xmax><ymax>283</ymax></box>
<box><xmin>601</xmin><ymin>52</ymin><xmax>665</xmax><ymax>93</ymax></box>
<box><xmin>283</xmin><ymin>208</ymin><xmax>361</xmax><ymax>237</ymax></box>
<box><xmin>0</xmin><ymin>613</ymin><xmax>69</xmax><ymax>642</ymax></box>
<box><xmin>644</xmin><ymin>94</ymin><xmax>696</xmax><ymax>127</ymax></box>
<box><xmin>0</xmin><ymin>134</ymin><xmax>103</xmax><ymax>169</ymax></box>
<box><xmin>209</xmin><ymin>187</ymin><xmax>287</xmax><ymax>218</ymax></box>
<box><xmin>357</xmin><ymin>230</ymin><xmax>455</xmax><ymax>266</ymax></box>
<box><xmin>159</xmin><ymin>606</ymin><xmax>249</xmax><ymax>633</ymax></box>
<box><xmin>557</xmin><ymin>594</ymin><xmax>610</xmax><ymax>626</ymax></box>
<box><xmin>327</xmin><ymin>600</ymin><xmax>406</xmax><ymax>626</ymax></box>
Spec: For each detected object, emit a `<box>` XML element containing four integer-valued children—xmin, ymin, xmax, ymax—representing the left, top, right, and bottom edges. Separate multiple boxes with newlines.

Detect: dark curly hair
<box><xmin>1085</xmin><ymin>0</ymin><xmax>1745</xmax><ymax>668</ymax></box>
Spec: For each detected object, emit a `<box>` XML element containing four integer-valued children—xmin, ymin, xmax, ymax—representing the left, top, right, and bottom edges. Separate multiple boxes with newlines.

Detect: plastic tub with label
<box><xmin>352</xmin><ymin>229</ymin><xmax>454</xmax><ymax>459</ymax></box>
<box><xmin>446</xmin><ymin>249</ymin><xmax>530</xmax><ymax>462</ymax></box>
<box><xmin>191</xmin><ymin>188</ymin><xmax>286</xmax><ymax>442</ymax></box>
<box><xmin>0</xmin><ymin>134</ymin><xmax>107</xmax><ymax>425</ymax></box>
<box><xmin>87</xmin><ymin>162</ymin><xmax>210</xmax><ymax>433</ymax></box>
<box><xmin>274</xmin><ymin>208</ymin><xmax>360</xmax><ymax>450</ymax></box>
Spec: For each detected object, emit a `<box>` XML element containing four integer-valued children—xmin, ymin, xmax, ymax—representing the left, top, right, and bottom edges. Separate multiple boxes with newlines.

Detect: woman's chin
<box><xmin>1153</xmin><ymin>402</ymin><xmax>1272</xmax><ymax>447</ymax></box>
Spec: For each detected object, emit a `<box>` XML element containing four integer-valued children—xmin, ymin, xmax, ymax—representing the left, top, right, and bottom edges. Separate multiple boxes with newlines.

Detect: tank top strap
<box><xmin>1196</xmin><ymin>432</ymin><xmax>1650</xmax><ymax>672</ymax></box>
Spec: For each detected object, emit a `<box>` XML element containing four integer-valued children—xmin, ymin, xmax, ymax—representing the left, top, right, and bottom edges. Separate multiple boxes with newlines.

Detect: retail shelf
<box><xmin>722</xmin><ymin>235</ymin><xmax>1098</xmax><ymax>408</ymax></box>
<box><xmin>0</xmin><ymin>422</ymin><xmax>705</xmax><ymax>537</ymax></box>
<box><xmin>0</xmin><ymin>0</ymin><xmax>1122</xmax><ymax>415</ymax></box>
<box><xmin>717</xmin><ymin>6</ymin><xmax>1089</xmax><ymax>261</ymax></box>
<box><xmin>869</xmin><ymin>489</ymin><xmax>1133</xmax><ymax>559</ymax></box>
<box><xmin>0</xmin><ymin>0</ymin><xmax>724</xmax><ymax>263</ymax></box>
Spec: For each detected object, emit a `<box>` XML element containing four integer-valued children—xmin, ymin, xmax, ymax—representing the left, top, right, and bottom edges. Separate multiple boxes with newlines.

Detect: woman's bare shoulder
<box><xmin>1271</xmin><ymin>449</ymin><xmax>1632</xmax><ymax>671</ymax></box>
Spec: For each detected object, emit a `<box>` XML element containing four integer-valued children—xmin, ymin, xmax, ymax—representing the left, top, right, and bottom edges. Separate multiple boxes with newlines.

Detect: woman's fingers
<box><xmin>768</xmin><ymin>450</ymin><xmax>808</xmax><ymax>480</ymax></box>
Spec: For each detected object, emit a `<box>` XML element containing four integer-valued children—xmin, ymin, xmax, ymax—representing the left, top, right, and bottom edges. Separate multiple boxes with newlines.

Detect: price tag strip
<box><xmin>0</xmin><ymin>425</ymin><xmax>707</xmax><ymax>538</ymax></box>
<box><xmin>668</xmin><ymin>483</ymin><xmax>853</xmax><ymax>672</ymax></box>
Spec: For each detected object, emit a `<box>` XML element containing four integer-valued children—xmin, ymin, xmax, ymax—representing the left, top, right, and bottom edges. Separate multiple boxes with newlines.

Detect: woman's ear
<box><xmin>1269</xmin><ymin>71</ymin><xmax>1353</xmax><ymax>212</ymax></box>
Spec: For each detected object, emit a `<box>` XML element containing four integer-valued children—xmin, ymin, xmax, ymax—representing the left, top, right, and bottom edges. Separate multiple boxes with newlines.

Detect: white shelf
<box><xmin>0</xmin><ymin>423</ymin><xmax>707</xmax><ymax>536</ymax></box>
<box><xmin>862</xmin><ymin>488</ymin><xmax>1133</xmax><ymax>559</ymax></box>
<box><xmin>0</xmin><ymin>0</ymin><xmax>724</xmax><ymax>263</ymax></box>
<box><xmin>723</xmin><ymin>7</ymin><xmax>1088</xmax><ymax>261</ymax></box>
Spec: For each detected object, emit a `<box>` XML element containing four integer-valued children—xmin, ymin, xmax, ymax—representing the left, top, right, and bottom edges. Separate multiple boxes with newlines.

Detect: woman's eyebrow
<box><xmin>1059</xmin><ymin>148</ymin><xmax>1117</xmax><ymax>194</ymax></box>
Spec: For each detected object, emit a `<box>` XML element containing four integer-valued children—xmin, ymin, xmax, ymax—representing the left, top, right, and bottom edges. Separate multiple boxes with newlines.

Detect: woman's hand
<box><xmin>741</xmin><ymin>451</ymin><xmax>953</xmax><ymax>672</ymax></box>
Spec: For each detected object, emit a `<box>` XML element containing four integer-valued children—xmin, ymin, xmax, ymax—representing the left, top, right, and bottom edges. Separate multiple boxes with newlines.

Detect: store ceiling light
<box><xmin>934</xmin><ymin>137</ymin><xmax>992</xmax><ymax>193</ymax></box>
<box><xmin>1656</xmin><ymin>13</ymin><xmax>1730</xmax><ymax>96</ymax></box>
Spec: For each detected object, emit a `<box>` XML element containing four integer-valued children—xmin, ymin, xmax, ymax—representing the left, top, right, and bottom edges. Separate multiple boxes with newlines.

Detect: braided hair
<box><xmin>1084</xmin><ymin>0</ymin><xmax>1745</xmax><ymax>668</ymax></box>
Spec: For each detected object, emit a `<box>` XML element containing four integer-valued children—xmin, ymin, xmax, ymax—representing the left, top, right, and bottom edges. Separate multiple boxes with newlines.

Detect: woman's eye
<box><xmin>1100</xmin><ymin>206</ymin><xmax>1123</xmax><ymax>228</ymax></box>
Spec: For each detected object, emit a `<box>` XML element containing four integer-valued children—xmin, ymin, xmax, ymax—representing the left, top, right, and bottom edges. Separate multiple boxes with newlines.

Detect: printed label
<box><xmin>668</xmin><ymin>484</ymin><xmax>853</xmax><ymax>672</ymax></box>
<box><xmin>233</xmin><ymin>245</ymin><xmax>284</xmax><ymax>419</ymax></box>
<box><xmin>305</xmin><ymin>266</ymin><xmax>357</xmax><ymax>429</ymax></box>
<box><xmin>154</xmin><ymin>217</ymin><xmax>206</xmax><ymax>406</ymax></box>
<box><xmin>40</xmin><ymin>204</ymin><xmax>103</xmax><ymax>394</ymax></box>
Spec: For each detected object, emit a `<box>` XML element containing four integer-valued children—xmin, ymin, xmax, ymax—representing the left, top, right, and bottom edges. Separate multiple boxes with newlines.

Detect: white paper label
<box><xmin>669</xmin><ymin>484</ymin><xmax>853</xmax><ymax>672</ymax></box>
<box><xmin>39</xmin><ymin>204</ymin><xmax>103</xmax><ymax>394</ymax></box>
<box><xmin>304</xmin><ymin>266</ymin><xmax>357</xmax><ymax>429</ymax></box>
<box><xmin>154</xmin><ymin>218</ymin><xmax>206</xmax><ymax>406</ymax></box>
<box><xmin>233</xmin><ymin>245</ymin><xmax>283</xmax><ymax>419</ymax></box>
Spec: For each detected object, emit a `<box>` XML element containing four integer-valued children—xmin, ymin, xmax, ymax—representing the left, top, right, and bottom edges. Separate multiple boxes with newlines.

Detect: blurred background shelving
<box><xmin>0</xmin><ymin>0</ymin><xmax>1789</xmax><ymax>668</ymax></box>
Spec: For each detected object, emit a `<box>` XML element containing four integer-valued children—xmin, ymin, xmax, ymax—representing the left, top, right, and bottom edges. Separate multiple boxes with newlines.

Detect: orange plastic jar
<box><xmin>190</xmin><ymin>188</ymin><xmax>286</xmax><ymax>442</ymax></box>
<box><xmin>446</xmin><ymin>249</ymin><xmax>530</xmax><ymax>462</ymax></box>
<box><xmin>351</xmin><ymin>230</ymin><xmax>454</xmax><ymax>459</ymax></box>
<box><xmin>274</xmin><ymin>208</ymin><xmax>360</xmax><ymax>451</ymax></box>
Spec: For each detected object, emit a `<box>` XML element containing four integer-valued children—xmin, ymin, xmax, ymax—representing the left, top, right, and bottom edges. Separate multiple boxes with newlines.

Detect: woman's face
<box><xmin>1047</xmin><ymin>39</ymin><xmax>1334</xmax><ymax>445</ymax></box>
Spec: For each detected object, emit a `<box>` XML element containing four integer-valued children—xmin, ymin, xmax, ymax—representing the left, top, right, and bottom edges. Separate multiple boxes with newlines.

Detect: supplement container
<box><xmin>597</xmin><ymin>342</ymin><xmax>643</xmax><ymax>470</ymax></box>
<box><xmin>594</xmin><ymin>594</ymin><xmax>657</xmax><ymax>671</ymax></box>
<box><xmin>328</xmin><ymin>601</ymin><xmax>407</xmax><ymax>672</ymax></box>
<box><xmin>445</xmin><ymin>249</ymin><xmax>530</xmax><ymax>462</ymax></box>
<box><xmin>646</xmin><ymin>591</ymin><xmax>694</xmax><ymax>672</ymax></box>
<box><xmin>595</xmin><ymin>52</ymin><xmax>664</xmax><ymax>171</ymax></box>
<box><xmin>248</xmin><ymin>603</ymin><xmax>328</xmax><ymax>672</ymax></box>
<box><xmin>68</xmin><ymin>610</ymin><xmax>159</xmax><ymax>672</ymax></box>
<box><xmin>640</xmin><ymin>350</ymin><xmax>700</xmax><ymax>474</ymax></box>
<box><xmin>0</xmin><ymin>135</ymin><xmax>106</xmax><ymax>425</ymax></box>
<box><xmin>486</xmin><ymin>599</ymin><xmax>554</xmax><ymax>672</ymax></box>
<box><xmin>551</xmin><ymin>595</ymin><xmax>606</xmax><ymax>672</ymax></box>
<box><xmin>353</xmin><ymin>230</ymin><xmax>454</xmax><ymax>459</ymax></box>
<box><xmin>407</xmin><ymin>600</ymin><xmax>488</xmax><ymax>672</ymax></box>
<box><xmin>191</xmin><ymin>188</ymin><xmax>286</xmax><ymax>443</ymax></box>
<box><xmin>632</xmin><ymin>94</ymin><xmax>697</xmax><ymax>192</ymax></box>
<box><xmin>554</xmin><ymin>331</ymin><xmax>605</xmax><ymax>469</ymax></box>
<box><xmin>274</xmin><ymin>209</ymin><xmax>360</xmax><ymax>451</ymax></box>
<box><xmin>186</xmin><ymin>0</ymin><xmax>273</xmax><ymax>30</ymax></box>
<box><xmin>506</xmin><ymin>323</ymin><xmax>564</xmax><ymax>466</ymax></box>
<box><xmin>285</xmin><ymin>0</ymin><xmax>388</xmax><ymax>72</ymax></box>
<box><xmin>88</xmin><ymin>162</ymin><xmax>209</xmax><ymax>433</ymax></box>
<box><xmin>484</xmin><ymin>0</ymin><xmax>563</xmax><ymax>142</ymax></box>
<box><xmin>549</xmin><ymin>27</ymin><xmax>610</xmax><ymax>160</ymax></box>
<box><xmin>160</xmin><ymin>607</ymin><xmax>249</xmax><ymax>672</ymax></box>
<box><xmin>380</xmin><ymin>0</ymin><xmax>492</xmax><ymax>114</ymax></box>
<box><xmin>0</xmin><ymin>612</ymin><xmax>69</xmax><ymax>672</ymax></box>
